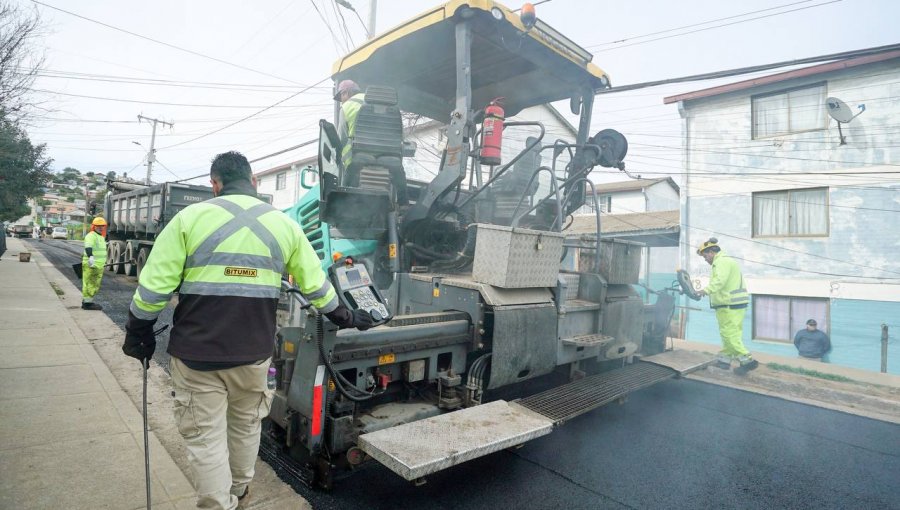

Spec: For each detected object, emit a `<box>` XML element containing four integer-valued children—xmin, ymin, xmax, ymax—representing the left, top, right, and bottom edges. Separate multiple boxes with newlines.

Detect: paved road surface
<box><xmin>29</xmin><ymin>239</ymin><xmax>900</xmax><ymax>509</ymax></box>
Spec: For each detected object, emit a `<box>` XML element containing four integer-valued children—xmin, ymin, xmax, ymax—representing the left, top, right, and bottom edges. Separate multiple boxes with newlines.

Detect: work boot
<box><xmin>81</xmin><ymin>301</ymin><xmax>103</xmax><ymax>311</ymax></box>
<box><xmin>734</xmin><ymin>357</ymin><xmax>759</xmax><ymax>375</ymax></box>
<box><xmin>236</xmin><ymin>487</ymin><xmax>250</xmax><ymax>510</ymax></box>
<box><xmin>713</xmin><ymin>354</ymin><xmax>732</xmax><ymax>370</ymax></box>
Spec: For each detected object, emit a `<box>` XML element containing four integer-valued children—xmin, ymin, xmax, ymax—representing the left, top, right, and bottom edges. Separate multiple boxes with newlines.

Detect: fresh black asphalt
<box><xmin>29</xmin><ymin>239</ymin><xmax>900</xmax><ymax>509</ymax></box>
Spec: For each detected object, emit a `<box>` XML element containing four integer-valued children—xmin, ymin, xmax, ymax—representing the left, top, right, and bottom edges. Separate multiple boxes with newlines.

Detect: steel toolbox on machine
<box><xmin>472</xmin><ymin>224</ymin><xmax>564</xmax><ymax>288</ymax></box>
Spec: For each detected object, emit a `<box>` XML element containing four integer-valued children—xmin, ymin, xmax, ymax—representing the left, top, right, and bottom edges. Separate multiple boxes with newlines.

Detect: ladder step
<box><xmin>516</xmin><ymin>362</ymin><xmax>675</xmax><ymax>424</ymax></box>
<box><xmin>561</xmin><ymin>333</ymin><xmax>614</xmax><ymax>347</ymax></box>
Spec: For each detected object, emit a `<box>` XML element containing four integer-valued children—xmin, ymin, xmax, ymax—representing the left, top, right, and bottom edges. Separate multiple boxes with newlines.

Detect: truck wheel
<box><xmin>124</xmin><ymin>243</ymin><xmax>138</xmax><ymax>277</ymax></box>
<box><xmin>136</xmin><ymin>247</ymin><xmax>149</xmax><ymax>279</ymax></box>
<box><xmin>113</xmin><ymin>242</ymin><xmax>126</xmax><ymax>274</ymax></box>
<box><xmin>106</xmin><ymin>243</ymin><xmax>118</xmax><ymax>273</ymax></box>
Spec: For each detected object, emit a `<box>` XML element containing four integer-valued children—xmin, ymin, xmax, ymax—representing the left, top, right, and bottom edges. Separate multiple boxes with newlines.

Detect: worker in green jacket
<box><xmin>335</xmin><ymin>79</ymin><xmax>365</xmax><ymax>168</ymax></box>
<box><xmin>82</xmin><ymin>216</ymin><xmax>108</xmax><ymax>311</ymax></box>
<box><xmin>697</xmin><ymin>238</ymin><xmax>758</xmax><ymax>374</ymax></box>
<box><xmin>123</xmin><ymin>151</ymin><xmax>373</xmax><ymax>509</ymax></box>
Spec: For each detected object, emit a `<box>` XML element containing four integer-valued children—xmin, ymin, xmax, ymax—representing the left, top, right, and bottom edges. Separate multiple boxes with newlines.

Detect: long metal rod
<box><xmin>143</xmin><ymin>359</ymin><xmax>151</xmax><ymax>509</ymax></box>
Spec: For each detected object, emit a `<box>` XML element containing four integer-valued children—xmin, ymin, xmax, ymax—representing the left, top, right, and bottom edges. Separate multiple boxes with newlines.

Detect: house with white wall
<box><xmin>665</xmin><ymin>47</ymin><xmax>900</xmax><ymax>374</ymax></box>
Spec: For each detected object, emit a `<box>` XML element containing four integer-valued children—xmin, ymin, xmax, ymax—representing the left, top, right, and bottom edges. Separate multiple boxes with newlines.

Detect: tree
<box><xmin>0</xmin><ymin>2</ymin><xmax>44</xmax><ymax>121</ymax></box>
<box><xmin>0</xmin><ymin>116</ymin><xmax>52</xmax><ymax>222</ymax></box>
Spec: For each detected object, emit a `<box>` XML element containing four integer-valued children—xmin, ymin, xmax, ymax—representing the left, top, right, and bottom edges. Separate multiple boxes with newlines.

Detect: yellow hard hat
<box><xmin>91</xmin><ymin>217</ymin><xmax>108</xmax><ymax>227</ymax></box>
<box><xmin>696</xmin><ymin>237</ymin><xmax>719</xmax><ymax>255</ymax></box>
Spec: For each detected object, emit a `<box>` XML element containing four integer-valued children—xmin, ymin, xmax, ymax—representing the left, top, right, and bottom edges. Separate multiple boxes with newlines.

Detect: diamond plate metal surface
<box><xmin>358</xmin><ymin>400</ymin><xmax>553</xmax><ymax>480</ymax></box>
<box><xmin>472</xmin><ymin>224</ymin><xmax>564</xmax><ymax>288</ymax></box>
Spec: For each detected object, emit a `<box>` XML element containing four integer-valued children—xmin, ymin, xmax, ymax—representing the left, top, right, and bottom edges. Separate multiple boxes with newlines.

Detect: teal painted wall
<box><xmin>686</xmin><ymin>297</ymin><xmax>900</xmax><ymax>374</ymax></box>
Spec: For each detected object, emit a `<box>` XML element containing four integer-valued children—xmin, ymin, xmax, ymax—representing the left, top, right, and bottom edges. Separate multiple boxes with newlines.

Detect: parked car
<box><xmin>51</xmin><ymin>227</ymin><xmax>68</xmax><ymax>240</ymax></box>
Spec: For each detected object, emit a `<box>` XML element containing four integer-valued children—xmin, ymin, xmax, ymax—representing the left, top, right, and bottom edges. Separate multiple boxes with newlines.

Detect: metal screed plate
<box><xmin>358</xmin><ymin>400</ymin><xmax>553</xmax><ymax>480</ymax></box>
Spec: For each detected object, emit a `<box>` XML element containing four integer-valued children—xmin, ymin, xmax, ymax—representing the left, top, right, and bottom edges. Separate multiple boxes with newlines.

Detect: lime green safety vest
<box><xmin>338</xmin><ymin>93</ymin><xmax>365</xmax><ymax>167</ymax></box>
<box><xmin>130</xmin><ymin>193</ymin><xmax>338</xmax><ymax>323</ymax></box>
<box><xmin>83</xmin><ymin>230</ymin><xmax>107</xmax><ymax>264</ymax></box>
<box><xmin>707</xmin><ymin>250</ymin><xmax>749</xmax><ymax>309</ymax></box>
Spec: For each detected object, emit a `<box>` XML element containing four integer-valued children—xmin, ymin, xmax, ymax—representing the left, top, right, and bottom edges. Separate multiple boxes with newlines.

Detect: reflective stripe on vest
<box><xmin>184</xmin><ymin>198</ymin><xmax>285</xmax><ymax>274</ymax></box>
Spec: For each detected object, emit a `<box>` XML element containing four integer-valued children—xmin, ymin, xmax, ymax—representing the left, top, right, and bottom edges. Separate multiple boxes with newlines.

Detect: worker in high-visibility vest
<box><xmin>335</xmin><ymin>79</ymin><xmax>365</xmax><ymax>168</ymax></box>
<box><xmin>696</xmin><ymin>238</ymin><xmax>759</xmax><ymax>374</ymax></box>
<box><xmin>82</xmin><ymin>217</ymin><xmax>108</xmax><ymax>310</ymax></box>
<box><xmin>123</xmin><ymin>151</ymin><xmax>373</xmax><ymax>509</ymax></box>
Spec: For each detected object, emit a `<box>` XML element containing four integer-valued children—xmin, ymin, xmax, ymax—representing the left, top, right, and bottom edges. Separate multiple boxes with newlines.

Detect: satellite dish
<box><xmin>825</xmin><ymin>96</ymin><xmax>865</xmax><ymax>145</ymax></box>
<box><xmin>826</xmin><ymin>97</ymin><xmax>855</xmax><ymax>122</ymax></box>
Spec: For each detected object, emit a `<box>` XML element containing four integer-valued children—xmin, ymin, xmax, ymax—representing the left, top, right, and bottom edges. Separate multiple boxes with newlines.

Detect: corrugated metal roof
<box><xmin>568</xmin><ymin>209</ymin><xmax>680</xmax><ymax>236</ymax></box>
<box><xmin>663</xmin><ymin>49</ymin><xmax>900</xmax><ymax>105</ymax></box>
<box><xmin>589</xmin><ymin>177</ymin><xmax>679</xmax><ymax>194</ymax></box>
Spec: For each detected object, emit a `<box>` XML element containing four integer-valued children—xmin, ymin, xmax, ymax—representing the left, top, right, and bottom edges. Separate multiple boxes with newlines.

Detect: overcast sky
<box><xmin>24</xmin><ymin>0</ymin><xmax>899</xmax><ymax>186</ymax></box>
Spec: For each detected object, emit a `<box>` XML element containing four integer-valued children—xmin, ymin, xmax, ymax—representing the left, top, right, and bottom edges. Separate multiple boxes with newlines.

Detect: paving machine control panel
<box><xmin>332</xmin><ymin>263</ymin><xmax>391</xmax><ymax>324</ymax></box>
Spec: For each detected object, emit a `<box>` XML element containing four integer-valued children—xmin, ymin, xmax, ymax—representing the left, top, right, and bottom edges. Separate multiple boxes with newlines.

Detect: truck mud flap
<box><xmin>358</xmin><ymin>400</ymin><xmax>553</xmax><ymax>481</ymax></box>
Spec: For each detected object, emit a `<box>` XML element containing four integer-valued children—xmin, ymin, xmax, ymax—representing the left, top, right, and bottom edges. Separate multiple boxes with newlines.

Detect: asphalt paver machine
<box><xmin>265</xmin><ymin>0</ymin><xmax>710</xmax><ymax>488</ymax></box>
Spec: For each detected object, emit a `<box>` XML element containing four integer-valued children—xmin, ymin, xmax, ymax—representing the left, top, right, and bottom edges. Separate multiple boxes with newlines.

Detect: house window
<box><xmin>751</xmin><ymin>83</ymin><xmax>827</xmax><ymax>138</ymax></box>
<box><xmin>752</xmin><ymin>187</ymin><xmax>828</xmax><ymax>237</ymax></box>
<box><xmin>276</xmin><ymin>172</ymin><xmax>286</xmax><ymax>190</ymax></box>
<box><xmin>753</xmin><ymin>295</ymin><xmax>829</xmax><ymax>343</ymax></box>
<box><xmin>582</xmin><ymin>194</ymin><xmax>611</xmax><ymax>214</ymax></box>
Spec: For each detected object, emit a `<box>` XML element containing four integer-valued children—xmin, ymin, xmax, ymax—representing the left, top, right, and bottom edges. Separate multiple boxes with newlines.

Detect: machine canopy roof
<box><xmin>332</xmin><ymin>0</ymin><xmax>610</xmax><ymax>121</ymax></box>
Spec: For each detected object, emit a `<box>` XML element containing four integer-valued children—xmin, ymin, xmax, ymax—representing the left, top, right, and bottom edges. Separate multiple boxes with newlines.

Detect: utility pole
<box><xmin>137</xmin><ymin>115</ymin><xmax>173</xmax><ymax>185</ymax></box>
<box><xmin>368</xmin><ymin>0</ymin><xmax>377</xmax><ymax>39</ymax></box>
<box><xmin>83</xmin><ymin>175</ymin><xmax>89</xmax><ymax>238</ymax></box>
<box><xmin>882</xmin><ymin>324</ymin><xmax>889</xmax><ymax>374</ymax></box>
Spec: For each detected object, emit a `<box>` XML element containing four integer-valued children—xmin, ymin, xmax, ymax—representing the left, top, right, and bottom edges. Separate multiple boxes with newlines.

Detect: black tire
<box><xmin>136</xmin><ymin>247</ymin><xmax>149</xmax><ymax>280</ymax></box>
<box><xmin>124</xmin><ymin>243</ymin><xmax>137</xmax><ymax>277</ymax></box>
<box><xmin>114</xmin><ymin>242</ymin><xmax>126</xmax><ymax>274</ymax></box>
<box><xmin>106</xmin><ymin>242</ymin><xmax>117</xmax><ymax>273</ymax></box>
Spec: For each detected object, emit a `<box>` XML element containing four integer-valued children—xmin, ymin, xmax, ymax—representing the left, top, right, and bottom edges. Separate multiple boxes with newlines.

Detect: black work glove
<box><xmin>123</xmin><ymin>311</ymin><xmax>157</xmax><ymax>363</ymax></box>
<box><xmin>326</xmin><ymin>305</ymin><xmax>375</xmax><ymax>330</ymax></box>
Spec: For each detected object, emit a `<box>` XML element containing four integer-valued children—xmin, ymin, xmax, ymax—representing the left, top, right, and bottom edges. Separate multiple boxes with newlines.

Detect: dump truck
<box><xmin>264</xmin><ymin>0</ymin><xmax>706</xmax><ymax>488</ymax></box>
<box><xmin>102</xmin><ymin>180</ymin><xmax>214</xmax><ymax>278</ymax></box>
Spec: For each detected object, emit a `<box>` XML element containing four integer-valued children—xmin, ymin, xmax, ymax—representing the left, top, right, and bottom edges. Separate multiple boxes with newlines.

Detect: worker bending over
<box><xmin>82</xmin><ymin>217</ymin><xmax>107</xmax><ymax>310</ymax></box>
<box><xmin>123</xmin><ymin>151</ymin><xmax>373</xmax><ymax>510</ymax></box>
<box><xmin>697</xmin><ymin>238</ymin><xmax>758</xmax><ymax>374</ymax></box>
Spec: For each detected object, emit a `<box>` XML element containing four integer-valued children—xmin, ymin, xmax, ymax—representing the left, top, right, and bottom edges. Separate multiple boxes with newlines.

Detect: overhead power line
<box><xmin>589</xmin><ymin>0</ymin><xmax>842</xmax><ymax>52</ymax></box>
<box><xmin>586</xmin><ymin>0</ymin><xmax>817</xmax><ymax>49</ymax></box>
<box><xmin>158</xmin><ymin>76</ymin><xmax>331</xmax><ymax>150</ymax></box>
<box><xmin>32</xmin><ymin>1</ymin><xmax>303</xmax><ymax>85</ymax></box>
<box><xmin>597</xmin><ymin>43</ymin><xmax>900</xmax><ymax>94</ymax></box>
<box><xmin>30</xmin><ymin>87</ymin><xmax>332</xmax><ymax>109</ymax></box>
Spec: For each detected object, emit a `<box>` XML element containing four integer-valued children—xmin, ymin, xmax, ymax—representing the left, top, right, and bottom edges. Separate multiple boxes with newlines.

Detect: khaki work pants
<box><xmin>171</xmin><ymin>357</ymin><xmax>274</xmax><ymax>510</ymax></box>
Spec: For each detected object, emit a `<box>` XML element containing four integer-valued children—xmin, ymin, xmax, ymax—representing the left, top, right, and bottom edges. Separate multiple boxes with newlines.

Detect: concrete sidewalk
<box><xmin>670</xmin><ymin>338</ymin><xmax>900</xmax><ymax>424</ymax></box>
<box><xmin>0</xmin><ymin>237</ymin><xmax>195</xmax><ymax>509</ymax></box>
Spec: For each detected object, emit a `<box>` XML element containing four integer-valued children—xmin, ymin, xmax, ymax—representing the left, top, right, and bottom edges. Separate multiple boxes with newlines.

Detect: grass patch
<box><xmin>766</xmin><ymin>362</ymin><xmax>856</xmax><ymax>383</ymax></box>
<box><xmin>49</xmin><ymin>281</ymin><xmax>65</xmax><ymax>296</ymax></box>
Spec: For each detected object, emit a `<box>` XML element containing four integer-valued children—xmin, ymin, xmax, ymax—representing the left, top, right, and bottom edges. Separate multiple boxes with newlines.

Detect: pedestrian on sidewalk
<box><xmin>696</xmin><ymin>238</ymin><xmax>759</xmax><ymax>374</ymax></box>
<box><xmin>123</xmin><ymin>151</ymin><xmax>373</xmax><ymax>510</ymax></box>
<box><xmin>82</xmin><ymin>217</ymin><xmax>108</xmax><ymax>311</ymax></box>
<box><xmin>794</xmin><ymin>319</ymin><xmax>831</xmax><ymax>361</ymax></box>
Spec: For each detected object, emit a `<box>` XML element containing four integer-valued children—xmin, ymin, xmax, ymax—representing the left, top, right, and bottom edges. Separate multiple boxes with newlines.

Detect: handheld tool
<box><xmin>142</xmin><ymin>324</ymin><xmax>169</xmax><ymax>509</ymax></box>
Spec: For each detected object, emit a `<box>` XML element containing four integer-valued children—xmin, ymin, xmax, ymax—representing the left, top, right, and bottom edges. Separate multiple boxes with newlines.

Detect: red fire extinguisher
<box><xmin>481</xmin><ymin>98</ymin><xmax>505</xmax><ymax>166</ymax></box>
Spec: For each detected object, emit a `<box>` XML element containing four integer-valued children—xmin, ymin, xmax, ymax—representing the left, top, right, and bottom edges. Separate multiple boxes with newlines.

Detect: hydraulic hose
<box><xmin>315</xmin><ymin>315</ymin><xmax>379</xmax><ymax>402</ymax></box>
